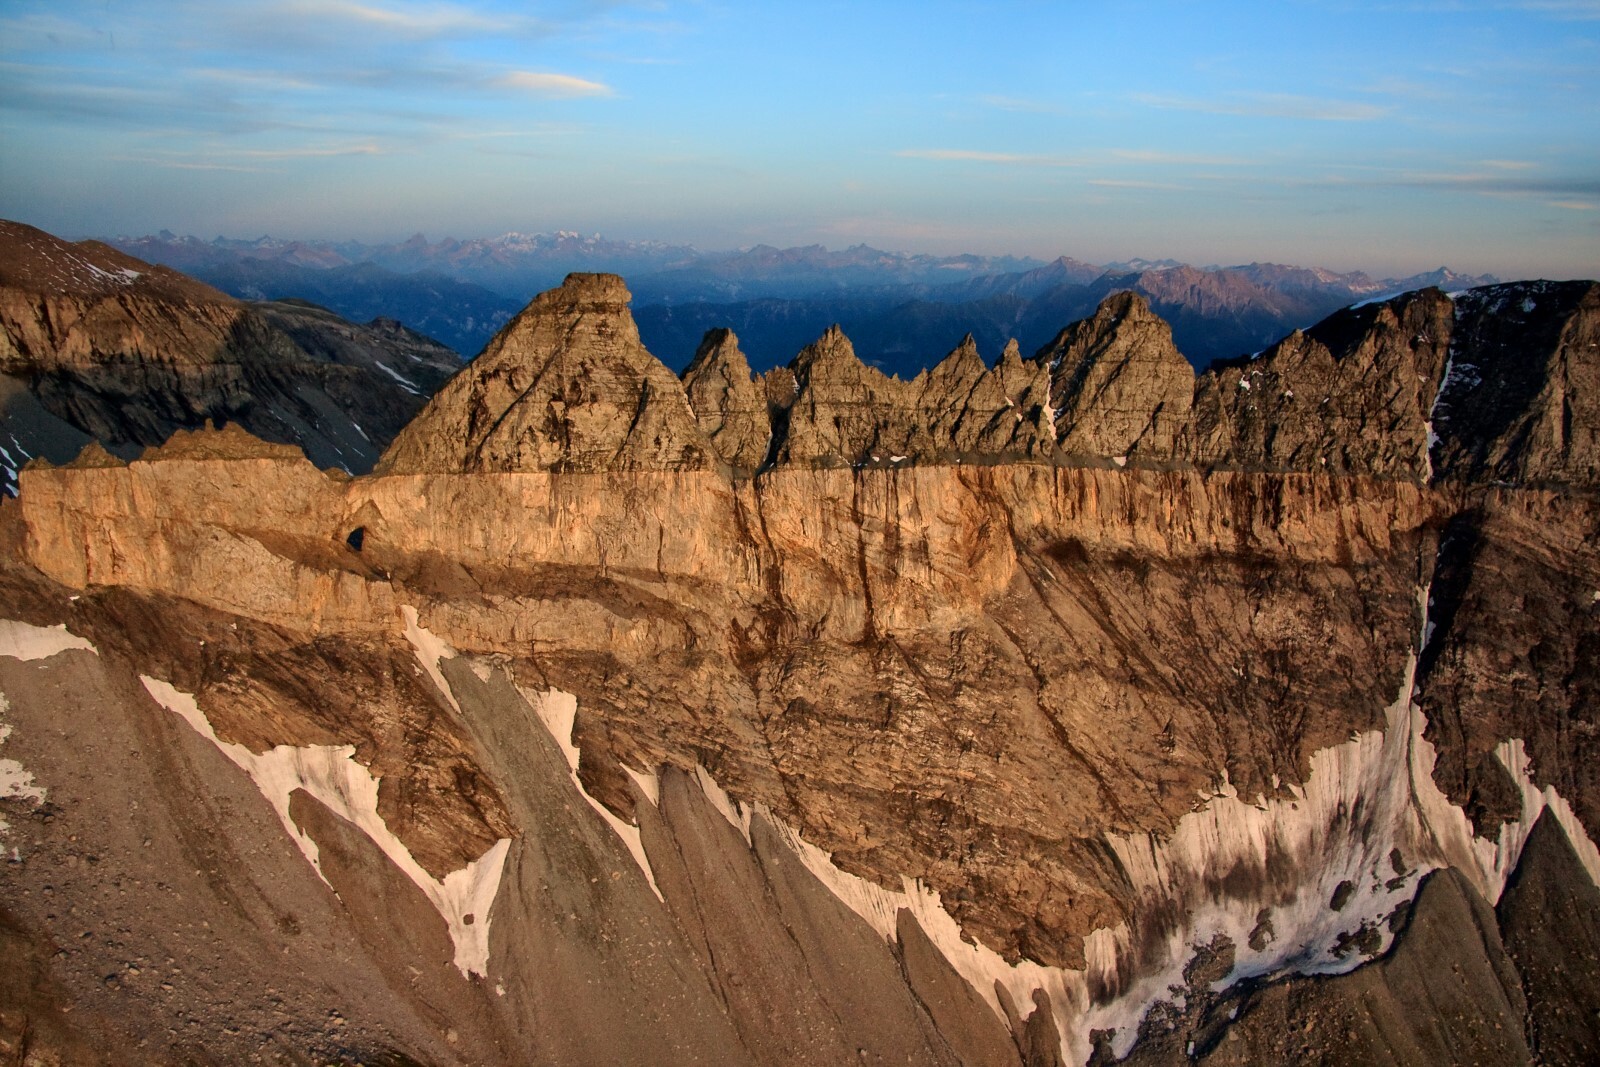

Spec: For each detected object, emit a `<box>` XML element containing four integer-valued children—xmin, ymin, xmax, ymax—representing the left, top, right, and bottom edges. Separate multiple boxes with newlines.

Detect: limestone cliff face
<box><xmin>1038</xmin><ymin>291</ymin><xmax>1192</xmax><ymax>461</ymax></box>
<box><xmin>13</xmin><ymin>440</ymin><xmax>1439</xmax><ymax>971</ymax></box>
<box><xmin>378</xmin><ymin>273</ymin><xmax>713</xmax><ymax>473</ymax></box>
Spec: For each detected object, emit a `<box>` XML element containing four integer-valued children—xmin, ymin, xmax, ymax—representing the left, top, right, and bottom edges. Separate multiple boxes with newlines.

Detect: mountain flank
<box><xmin>0</xmin><ymin>219</ymin><xmax>461</xmax><ymax>490</ymax></box>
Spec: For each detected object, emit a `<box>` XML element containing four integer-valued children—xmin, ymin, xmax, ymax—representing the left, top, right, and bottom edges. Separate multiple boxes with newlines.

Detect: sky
<box><xmin>1</xmin><ymin>1</ymin><xmax>1597</xmax><ymax>279</ymax></box>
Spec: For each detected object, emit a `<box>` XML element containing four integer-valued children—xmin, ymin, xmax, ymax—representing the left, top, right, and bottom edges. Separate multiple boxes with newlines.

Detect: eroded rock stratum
<box><xmin>2</xmin><ymin>271</ymin><xmax>1597</xmax><ymax>1065</ymax></box>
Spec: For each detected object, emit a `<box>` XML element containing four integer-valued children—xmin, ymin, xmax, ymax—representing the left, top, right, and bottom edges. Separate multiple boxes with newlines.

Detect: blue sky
<box><xmin>1</xmin><ymin>1</ymin><xmax>1596</xmax><ymax>278</ymax></box>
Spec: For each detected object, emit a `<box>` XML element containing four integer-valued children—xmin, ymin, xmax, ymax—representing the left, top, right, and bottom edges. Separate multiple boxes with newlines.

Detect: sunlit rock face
<box><xmin>2</xmin><ymin>267</ymin><xmax>1598</xmax><ymax>1066</ymax></box>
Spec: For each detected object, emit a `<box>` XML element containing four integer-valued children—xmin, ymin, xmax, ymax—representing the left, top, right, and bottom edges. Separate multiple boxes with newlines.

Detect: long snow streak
<box><xmin>140</xmin><ymin>675</ymin><xmax>510</xmax><ymax>978</ymax></box>
<box><xmin>518</xmin><ymin>684</ymin><xmax>664</xmax><ymax>901</ymax></box>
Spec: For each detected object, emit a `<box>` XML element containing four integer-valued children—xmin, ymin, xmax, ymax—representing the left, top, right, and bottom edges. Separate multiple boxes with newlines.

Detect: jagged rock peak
<box><xmin>925</xmin><ymin>333</ymin><xmax>987</xmax><ymax>383</ymax></box>
<box><xmin>376</xmin><ymin>272</ymin><xmax>712</xmax><ymax>474</ymax></box>
<box><xmin>1034</xmin><ymin>290</ymin><xmax>1193</xmax><ymax>461</ymax></box>
<box><xmin>681</xmin><ymin>328</ymin><xmax>770</xmax><ymax>473</ymax></box>
<box><xmin>772</xmin><ymin>324</ymin><xmax>914</xmax><ymax>467</ymax></box>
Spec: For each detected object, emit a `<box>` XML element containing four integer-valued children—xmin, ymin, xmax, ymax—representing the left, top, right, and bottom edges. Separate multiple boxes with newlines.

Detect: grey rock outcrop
<box><xmin>0</xmin><ymin>218</ymin><xmax>458</xmax><ymax>482</ymax></box>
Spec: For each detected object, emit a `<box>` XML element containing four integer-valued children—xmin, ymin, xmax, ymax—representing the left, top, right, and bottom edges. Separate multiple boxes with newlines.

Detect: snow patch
<box><xmin>0</xmin><ymin>620</ymin><xmax>96</xmax><ymax>662</ymax></box>
<box><xmin>1349</xmin><ymin>290</ymin><xmax>1404</xmax><ymax>309</ymax></box>
<box><xmin>517</xmin><ymin>686</ymin><xmax>662</xmax><ymax>900</ymax></box>
<box><xmin>375</xmin><ymin>361</ymin><xmax>423</xmax><ymax>395</ymax></box>
<box><xmin>693</xmin><ymin>763</ymin><xmax>753</xmax><ymax>844</ymax></box>
<box><xmin>140</xmin><ymin>676</ymin><xmax>510</xmax><ymax>978</ymax></box>
<box><xmin>0</xmin><ymin>694</ymin><xmax>47</xmax><ymax>834</ymax></box>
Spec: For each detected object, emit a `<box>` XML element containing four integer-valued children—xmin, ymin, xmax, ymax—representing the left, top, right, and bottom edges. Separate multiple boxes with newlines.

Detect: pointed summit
<box><xmin>774</xmin><ymin>325</ymin><xmax>910</xmax><ymax>466</ymax></box>
<box><xmin>1035</xmin><ymin>291</ymin><xmax>1193</xmax><ymax>460</ymax></box>
<box><xmin>681</xmin><ymin>328</ymin><xmax>771</xmax><ymax>473</ymax></box>
<box><xmin>377</xmin><ymin>273</ymin><xmax>712</xmax><ymax>473</ymax></box>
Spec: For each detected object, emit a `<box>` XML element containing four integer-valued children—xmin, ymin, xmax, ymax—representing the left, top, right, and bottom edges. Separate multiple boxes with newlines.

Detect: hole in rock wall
<box><xmin>346</xmin><ymin>527</ymin><xmax>365</xmax><ymax>552</ymax></box>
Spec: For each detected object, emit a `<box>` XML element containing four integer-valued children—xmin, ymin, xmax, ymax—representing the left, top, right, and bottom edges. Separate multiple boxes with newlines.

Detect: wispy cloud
<box><xmin>977</xmin><ymin>94</ymin><xmax>1067</xmax><ymax>115</ymax></box>
<box><xmin>896</xmin><ymin>148</ymin><xmax>1082</xmax><ymax>166</ymax></box>
<box><xmin>1516</xmin><ymin>0</ymin><xmax>1600</xmax><ymax>19</ymax></box>
<box><xmin>1547</xmin><ymin>199</ymin><xmax>1598</xmax><ymax>209</ymax></box>
<box><xmin>1135</xmin><ymin>92</ymin><xmax>1391</xmax><ymax>122</ymax></box>
<box><xmin>273</xmin><ymin>0</ymin><xmax>528</xmax><ymax>37</ymax></box>
<box><xmin>1087</xmin><ymin>179</ymin><xmax>1190</xmax><ymax>190</ymax></box>
<box><xmin>110</xmin><ymin>156</ymin><xmax>266</xmax><ymax>172</ymax></box>
<box><xmin>1110</xmin><ymin>148</ymin><xmax>1251</xmax><ymax>166</ymax></box>
<box><xmin>497</xmin><ymin>71</ymin><xmax>614</xmax><ymax>98</ymax></box>
<box><xmin>235</xmin><ymin>141</ymin><xmax>388</xmax><ymax>159</ymax></box>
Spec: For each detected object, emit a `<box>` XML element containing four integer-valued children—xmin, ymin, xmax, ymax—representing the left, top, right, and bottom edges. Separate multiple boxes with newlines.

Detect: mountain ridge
<box><xmin>2</xmin><ymin>245</ymin><xmax>1598</xmax><ymax>1066</ymax></box>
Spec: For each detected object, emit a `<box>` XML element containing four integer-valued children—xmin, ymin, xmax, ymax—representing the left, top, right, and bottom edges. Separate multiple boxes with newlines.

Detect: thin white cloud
<box><xmin>235</xmin><ymin>142</ymin><xmax>387</xmax><ymax>159</ymax></box>
<box><xmin>280</xmin><ymin>0</ymin><xmax>515</xmax><ymax>36</ymax></box>
<box><xmin>896</xmin><ymin>148</ymin><xmax>1082</xmax><ymax>166</ymax></box>
<box><xmin>111</xmin><ymin>156</ymin><xmax>266</xmax><ymax>172</ymax></box>
<box><xmin>977</xmin><ymin>94</ymin><xmax>1067</xmax><ymax>115</ymax></box>
<box><xmin>1087</xmin><ymin>179</ymin><xmax>1189</xmax><ymax>190</ymax></box>
<box><xmin>1111</xmin><ymin>148</ymin><xmax>1251</xmax><ymax>166</ymax></box>
<box><xmin>1136</xmin><ymin>92</ymin><xmax>1391</xmax><ymax>122</ymax></box>
<box><xmin>1516</xmin><ymin>0</ymin><xmax>1600</xmax><ymax>19</ymax></box>
<box><xmin>1548</xmin><ymin>199</ymin><xmax>1598</xmax><ymax>210</ymax></box>
<box><xmin>498</xmin><ymin>71</ymin><xmax>614</xmax><ymax>98</ymax></box>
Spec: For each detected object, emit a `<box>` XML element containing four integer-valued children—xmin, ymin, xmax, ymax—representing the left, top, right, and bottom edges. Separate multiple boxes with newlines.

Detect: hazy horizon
<box><xmin>3</xmin><ymin>1</ymin><xmax>1597</xmax><ymax>282</ymax></box>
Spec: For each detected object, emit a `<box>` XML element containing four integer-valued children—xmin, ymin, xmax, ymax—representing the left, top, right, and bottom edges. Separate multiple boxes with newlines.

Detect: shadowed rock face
<box><xmin>0</xmin><ymin>219</ymin><xmax>459</xmax><ymax>483</ymax></box>
<box><xmin>1431</xmin><ymin>280</ymin><xmax>1600</xmax><ymax>487</ymax></box>
<box><xmin>1182</xmin><ymin>290</ymin><xmax>1455</xmax><ymax>479</ymax></box>
<box><xmin>1497</xmin><ymin>812</ymin><xmax>1600</xmax><ymax>1064</ymax></box>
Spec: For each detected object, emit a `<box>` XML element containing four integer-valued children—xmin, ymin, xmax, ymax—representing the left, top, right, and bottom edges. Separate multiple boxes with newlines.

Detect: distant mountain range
<box><xmin>105</xmin><ymin>230</ymin><xmax>1499</xmax><ymax>371</ymax></box>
